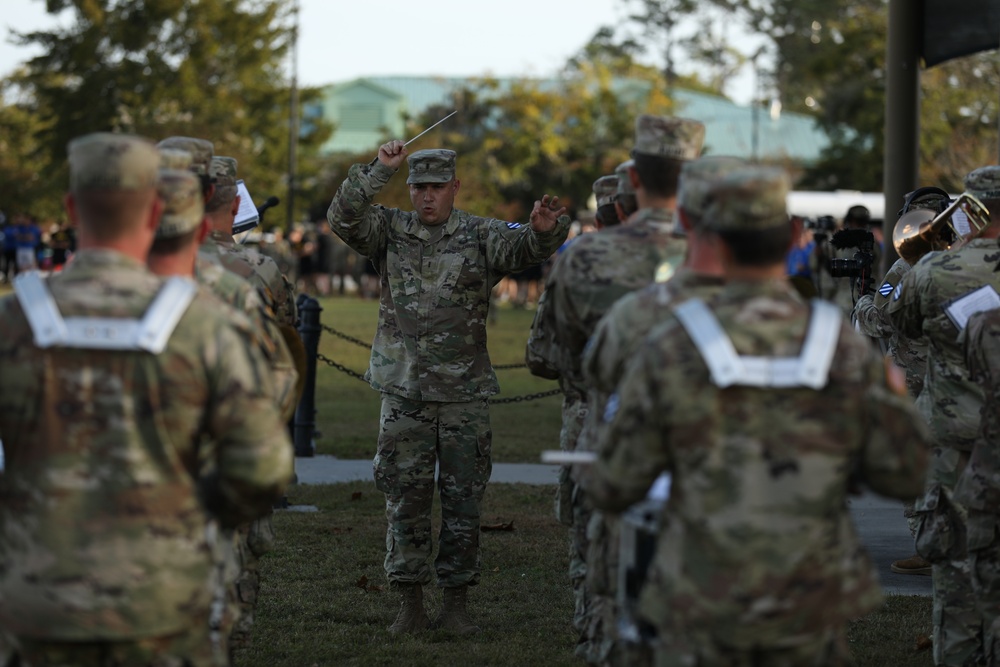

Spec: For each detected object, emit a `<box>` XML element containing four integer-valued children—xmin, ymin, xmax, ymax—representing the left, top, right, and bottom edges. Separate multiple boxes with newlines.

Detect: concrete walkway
<box><xmin>293</xmin><ymin>456</ymin><xmax>932</xmax><ymax>597</ymax></box>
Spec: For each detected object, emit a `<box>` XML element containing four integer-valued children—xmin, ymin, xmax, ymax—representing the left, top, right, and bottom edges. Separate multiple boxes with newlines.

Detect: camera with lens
<box><xmin>828</xmin><ymin>228</ymin><xmax>876</xmax><ymax>279</ymax></box>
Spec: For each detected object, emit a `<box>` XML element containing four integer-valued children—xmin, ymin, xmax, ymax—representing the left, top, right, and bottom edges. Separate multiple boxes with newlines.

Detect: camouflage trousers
<box><xmin>375</xmin><ymin>393</ymin><xmax>492</xmax><ymax>589</ymax></box>
<box><xmin>221</xmin><ymin>514</ymin><xmax>274</xmax><ymax>654</ymax></box>
<box><xmin>653</xmin><ymin>626</ymin><xmax>853</xmax><ymax>667</ymax></box>
<box><xmin>968</xmin><ymin>511</ymin><xmax>1000</xmax><ymax>666</ymax></box>
<box><xmin>7</xmin><ymin>612</ymin><xmax>221</xmax><ymax>667</ymax></box>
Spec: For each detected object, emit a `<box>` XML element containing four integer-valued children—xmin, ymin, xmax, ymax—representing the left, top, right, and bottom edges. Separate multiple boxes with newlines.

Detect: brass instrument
<box><xmin>893</xmin><ymin>193</ymin><xmax>991</xmax><ymax>264</ymax></box>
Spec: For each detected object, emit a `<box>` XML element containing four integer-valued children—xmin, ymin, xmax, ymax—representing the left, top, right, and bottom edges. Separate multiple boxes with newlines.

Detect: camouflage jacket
<box><xmin>524</xmin><ymin>206</ymin><xmax>687</xmax><ymax>395</ymax></box>
<box><xmin>200</xmin><ymin>231</ymin><xmax>297</xmax><ymax>328</ymax></box>
<box><xmin>195</xmin><ymin>256</ymin><xmax>300</xmax><ymax>421</ymax></box>
<box><xmin>0</xmin><ymin>250</ymin><xmax>293</xmax><ymax>641</ymax></box>
<box><xmin>887</xmin><ymin>237</ymin><xmax>1000</xmax><ymax>451</ymax></box>
<box><xmin>584</xmin><ymin>279</ymin><xmax>929</xmax><ymax>645</ymax></box>
<box><xmin>853</xmin><ymin>258</ymin><xmax>927</xmax><ymax>396</ymax></box>
<box><xmin>579</xmin><ymin>268</ymin><xmax>725</xmax><ymax>453</ymax></box>
<box><xmin>956</xmin><ymin>309</ymin><xmax>1000</xmax><ymax>519</ymax></box>
<box><xmin>328</xmin><ymin>160</ymin><xmax>569</xmax><ymax>401</ymax></box>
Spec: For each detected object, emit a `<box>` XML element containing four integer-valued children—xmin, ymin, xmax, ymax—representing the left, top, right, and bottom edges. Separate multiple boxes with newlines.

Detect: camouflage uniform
<box><xmin>960</xmin><ymin>306</ymin><xmax>1000</xmax><ymax>666</ymax></box>
<box><xmin>526</xmin><ymin>116</ymin><xmax>704</xmax><ymax>664</ymax></box>
<box><xmin>327</xmin><ymin>149</ymin><xmax>568</xmax><ymax>593</ymax></box>
<box><xmin>0</xmin><ymin>133</ymin><xmax>293</xmax><ymax>666</ymax></box>
<box><xmin>584</xmin><ymin>167</ymin><xmax>930</xmax><ymax>666</ymax></box>
<box><xmin>887</xmin><ymin>175</ymin><xmax>1000</xmax><ymax>666</ymax></box>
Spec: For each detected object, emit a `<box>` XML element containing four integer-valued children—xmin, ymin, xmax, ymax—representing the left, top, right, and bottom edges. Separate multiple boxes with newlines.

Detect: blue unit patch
<box><xmin>506</xmin><ymin>222</ymin><xmax>522</xmax><ymax>230</ymax></box>
<box><xmin>893</xmin><ymin>284</ymin><xmax>903</xmax><ymax>301</ymax></box>
<box><xmin>878</xmin><ymin>282</ymin><xmax>894</xmax><ymax>297</ymax></box>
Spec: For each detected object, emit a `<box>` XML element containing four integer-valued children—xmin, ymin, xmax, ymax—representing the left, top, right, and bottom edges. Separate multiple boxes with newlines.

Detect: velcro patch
<box><xmin>878</xmin><ymin>282</ymin><xmax>893</xmax><ymax>297</ymax></box>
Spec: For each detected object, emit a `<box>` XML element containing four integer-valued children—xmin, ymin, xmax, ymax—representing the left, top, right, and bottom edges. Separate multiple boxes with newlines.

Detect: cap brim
<box><xmin>406</xmin><ymin>173</ymin><xmax>454</xmax><ymax>185</ymax></box>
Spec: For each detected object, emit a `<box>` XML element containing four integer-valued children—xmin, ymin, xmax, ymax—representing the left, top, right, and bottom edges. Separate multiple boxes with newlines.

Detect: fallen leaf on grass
<box><xmin>481</xmin><ymin>521</ymin><xmax>514</xmax><ymax>532</ymax></box>
<box><xmin>915</xmin><ymin>635</ymin><xmax>932</xmax><ymax>651</ymax></box>
<box><xmin>492</xmin><ymin>567</ymin><xmax>500</xmax><ymax>572</ymax></box>
<box><xmin>351</xmin><ymin>491</ymin><xmax>363</xmax><ymax>501</ymax></box>
<box><xmin>355</xmin><ymin>575</ymin><xmax>383</xmax><ymax>593</ymax></box>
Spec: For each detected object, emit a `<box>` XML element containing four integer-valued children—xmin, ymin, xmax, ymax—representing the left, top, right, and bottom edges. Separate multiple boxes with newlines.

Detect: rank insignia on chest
<box><xmin>878</xmin><ymin>282</ymin><xmax>893</xmax><ymax>297</ymax></box>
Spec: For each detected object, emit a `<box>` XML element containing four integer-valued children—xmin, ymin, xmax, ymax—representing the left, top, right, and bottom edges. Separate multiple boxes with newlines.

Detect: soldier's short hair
<box><xmin>633</xmin><ymin>154</ymin><xmax>683</xmax><ymax>199</ymax></box>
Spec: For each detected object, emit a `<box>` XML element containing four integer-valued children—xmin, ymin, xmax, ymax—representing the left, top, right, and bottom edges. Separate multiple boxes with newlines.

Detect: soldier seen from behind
<box><xmin>582</xmin><ymin>166</ymin><xmax>930</xmax><ymax>666</ymax></box>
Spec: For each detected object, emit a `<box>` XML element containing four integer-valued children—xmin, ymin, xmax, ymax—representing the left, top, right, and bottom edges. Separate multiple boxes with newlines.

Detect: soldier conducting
<box><xmin>327</xmin><ymin>141</ymin><xmax>569</xmax><ymax>635</ymax></box>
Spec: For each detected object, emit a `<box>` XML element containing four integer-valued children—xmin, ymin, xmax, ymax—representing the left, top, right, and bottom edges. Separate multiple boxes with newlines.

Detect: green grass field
<box><xmin>236</xmin><ymin>296</ymin><xmax>934</xmax><ymax>667</ymax></box>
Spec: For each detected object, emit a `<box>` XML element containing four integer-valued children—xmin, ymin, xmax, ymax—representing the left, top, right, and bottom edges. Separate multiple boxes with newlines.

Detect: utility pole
<box><xmin>286</xmin><ymin>0</ymin><xmax>300</xmax><ymax>233</ymax></box>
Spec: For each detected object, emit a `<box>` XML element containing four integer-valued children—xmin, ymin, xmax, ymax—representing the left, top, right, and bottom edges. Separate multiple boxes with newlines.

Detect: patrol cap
<box><xmin>155</xmin><ymin>169</ymin><xmax>205</xmax><ymax>239</ymax></box>
<box><xmin>678</xmin><ymin>156</ymin><xmax>746</xmax><ymax>221</ymax></box>
<box><xmin>615</xmin><ymin>160</ymin><xmax>635</xmax><ymax>196</ymax></box>
<box><xmin>592</xmin><ymin>175</ymin><xmax>618</xmax><ymax>207</ymax></box>
<box><xmin>210</xmin><ymin>156</ymin><xmax>238</xmax><ymax>188</ymax></box>
<box><xmin>964</xmin><ymin>166</ymin><xmax>1000</xmax><ymax>201</ymax></box>
<box><xmin>67</xmin><ymin>132</ymin><xmax>160</xmax><ymax>192</ymax></box>
<box><xmin>632</xmin><ymin>115</ymin><xmax>705</xmax><ymax>160</ymax></box>
<box><xmin>159</xmin><ymin>148</ymin><xmax>193</xmax><ymax>171</ymax></box>
<box><xmin>406</xmin><ymin>149</ymin><xmax>456</xmax><ymax>184</ymax></box>
<box><xmin>703</xmin><ymin>166</ymin><xmax>790</xmax><ymax>232</ymax></box>
<box><xmin>157</xmin><ymin>136</ymin><xmax>214</xmax><ymax>176</ymax></box>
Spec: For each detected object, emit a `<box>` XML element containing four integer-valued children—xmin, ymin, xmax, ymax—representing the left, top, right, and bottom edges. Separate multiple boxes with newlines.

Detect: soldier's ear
<box><xmin>230</xmin><ymin>194</ymin><xmax>241</xmax><ymax>218</ymax></box>
<box><xmin>452</xmin><ymin>179</ymin><xmax>461</xmax><ymax>196</ymax></box>
<box><xmin>63</xmin><ymin>192</ymin><xmax>80</xmax><ymax>225</ymax></box>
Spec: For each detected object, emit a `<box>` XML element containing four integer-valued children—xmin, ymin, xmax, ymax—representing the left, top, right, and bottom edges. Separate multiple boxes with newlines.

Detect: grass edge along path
<box><xmin>235</xmin><ymin>482</ymin><xmax>933</xmax><ymax>667</ymax></box>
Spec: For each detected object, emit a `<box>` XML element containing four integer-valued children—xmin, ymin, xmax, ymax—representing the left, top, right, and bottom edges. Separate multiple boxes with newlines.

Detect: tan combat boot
<box><xmin>387</xmin><ymin>583</ymin><xmax>430</xmax><ymax>635</ymax></box>
<box><xmin>434</xmin><ymin>585</ymin><xmax>481</xmax><ymax>635</ymax></box>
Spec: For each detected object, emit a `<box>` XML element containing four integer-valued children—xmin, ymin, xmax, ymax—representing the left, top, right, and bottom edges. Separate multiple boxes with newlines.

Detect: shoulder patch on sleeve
<box><xmin>892</xmin><ymin>283</ymin><xmax>903</xmax><ymax>301</ymax></box>
<box><xmin>602</xmin><ymin>393</ymin><xmax>620</xmax><ymax>423</ymax></box>
<box><xmin>878</xmin><ymin>282</ymin><xmax>894</xmax><ymax>297</ymax></box>
<box><xmin>506</xmin><ymin>222</ymin><xmax>522</xmax><ymax>230</ymax></box>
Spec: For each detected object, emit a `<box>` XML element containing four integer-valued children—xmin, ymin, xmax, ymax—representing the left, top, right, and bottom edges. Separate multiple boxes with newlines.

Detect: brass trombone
<box><xmin>892</xmin><ymin>193</ymin><xmax>991</xmax><ymax>264</ymax></box>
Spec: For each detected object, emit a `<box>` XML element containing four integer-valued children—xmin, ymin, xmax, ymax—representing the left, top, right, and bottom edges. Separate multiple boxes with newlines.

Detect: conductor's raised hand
<box><xmin>377</xmin><ymin>140</ymin><xmax>408</xmax><ymax>170</ymax></box>
<box><xmin>529</xmin><ymin>195</ymin><xmax>567</xmax><ymax>233</ymax></box>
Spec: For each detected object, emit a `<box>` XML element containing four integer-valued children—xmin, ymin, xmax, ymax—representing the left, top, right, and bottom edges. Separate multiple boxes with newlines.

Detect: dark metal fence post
<box><xmin>293</xmin><ymin>295</ymin><xmax>321</xmax><ymax>457</ymax></box>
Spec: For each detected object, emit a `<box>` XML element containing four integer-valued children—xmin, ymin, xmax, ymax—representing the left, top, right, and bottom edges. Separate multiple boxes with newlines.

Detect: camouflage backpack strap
<box><xmin>14</xmin><ymin>273</ymin><xmax>197</xmax><ymax>353</ymax></box>
<box><xmin>673</xmin><ymin>298</ymin><xmax>841</xmax><ymax>389</ymax></box>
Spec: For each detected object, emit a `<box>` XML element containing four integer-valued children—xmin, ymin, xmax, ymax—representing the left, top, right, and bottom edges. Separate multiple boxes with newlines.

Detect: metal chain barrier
<box><xmin>316</xmin><ymin>352</ymin><xmax>558</xmax><ymax>404</ymax></box>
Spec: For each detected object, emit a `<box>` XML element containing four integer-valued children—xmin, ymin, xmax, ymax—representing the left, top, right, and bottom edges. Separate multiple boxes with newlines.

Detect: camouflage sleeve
<box><xmin>853</xmin><ymin>294</ymin><xmax>893</xmax><ymax>339</ymax></box>
<box><xmin>525</xmin><ymin>286</ymin><xmax>563</xmax><ymax>380</ymax></box>
<box><xmin>886</xmin><ymin>267</ymin><xmax>924</xmax><ymax>341</ymax></box>
<box><xmin>202</xmin><ymin>317</ymin><xmax>294</xmax><ymax>528</ymax></box>
<box><xmin>858</xmin><ymin>347</ymin><xmax>930</xmax><ymax>500</ymax></box>
<box><xmin>582</xmin><ymin>335</ymin><xmax>673</xmax><ymax>512</ymax></box>
<box><xmin>326</xmin><ymin>161</ymin><xmax>395</xmax><ymax>259</ymax></box>
<box><xmin>484</xmin><ymin>215</ymin><xmax>570</xmax><ymax>276</ymax></box>
<box><xmin>964</xmin><ymin>311</ymin><xmax>992</xmax><ymax>390</ymax></box>
<box><xmin>583</xmin><ymin>293</ymin><xmax>639</xmax><ymax>394</ymax></box>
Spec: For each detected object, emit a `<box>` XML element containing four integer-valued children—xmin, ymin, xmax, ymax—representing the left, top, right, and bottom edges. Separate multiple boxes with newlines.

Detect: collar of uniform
<box><xmin>720</xmin><ymin>277</ymin><xmax>802</xmax><ymax>303</ymax></box>
<box><xmin>628</xmin><ymin>206</ymin><xmax>674</xmax><ymax>225</ymax></box>
<box><xmin>208</xmin><ymin>230</ymin><xmax>234</xmax><ymax>247</ymax></box>
<box><xmin>405</xmin><ymin>208</ymin><xmax>463</xmax><ymax>241</ymax></box>
<box><xmin>63</xmin><ymin>247</ymin><xmax>148</xmax><ymax>273</ymax></box>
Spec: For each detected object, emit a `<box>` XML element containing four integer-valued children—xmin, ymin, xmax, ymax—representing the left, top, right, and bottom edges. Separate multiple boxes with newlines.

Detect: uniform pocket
<box><xmin>373</xmin><ymin>436</ymin><xmax>399</xmax><ymax>495</ymax></box>
<box><xmin>914</xmin><ymin>487</ymin><xmax>966</xmax><ymax>562</ymax></box>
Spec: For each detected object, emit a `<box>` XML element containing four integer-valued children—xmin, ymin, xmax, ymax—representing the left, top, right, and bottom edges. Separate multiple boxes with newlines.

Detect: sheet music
<box><xmin>233</xmin><ymin>180</ymin><xmax>259</xmax><ymax>234</ymax></box>
<box><xmin>943</xmin><ymin>284</ymin><xmax>1000</xmax><ymax>331</ymax></box>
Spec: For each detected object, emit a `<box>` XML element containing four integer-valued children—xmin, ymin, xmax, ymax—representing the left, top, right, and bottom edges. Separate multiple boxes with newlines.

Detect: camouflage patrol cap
<box><xmin>157</xmin><ymin>136</ymin><xmax>214</xmax><ymax>176</ymax></box>
<box><xmin>593</xmin><ymin>175</ymin><xmax>619</xmax><ymax>207</ymax></box>
<box><xmin>155</xmin><ymin>169</ymin><xmax>205</xmax><ymax>239</ymax></box>
<box><xmin>678</xmin><ymin>156</ymin><xmax>746</xmax><ymax>221</ymax></box>
<box><xmin>632</xmin><ymin>115</ymin><xmax>705</xmax><ymax>160</ymax></box>
<box><xmin>210</xmin><ymin>156</ymin><xmax>238</xmax><ymax>188</ymax></box>
<box><xmin>703</xmin><ymin>166</ymin><xmax>790</xmax><ymax>232</ymax></box>
<box><xmin>406</xmin><ymin>149</ymin><xmax>456</xmax><ymax>184</ymax></box>
<box><xmin>964</xmin><ymin>166</ymin><xmax>1000</xmax><ymax>201</ymax></box>
<box><xmin>615</xmin><ymin>160</ymin><xmax>635</xmax><ymax>196</ymax></box>
<box><xmin>159</xmin><ymin>148</ymin><xmax>193</xmax><ymax>171</ymax></box>
<box><xmin>67</xmin><ymin>132</ymin><xmax>160</xmax><ymax>192</ymax></box>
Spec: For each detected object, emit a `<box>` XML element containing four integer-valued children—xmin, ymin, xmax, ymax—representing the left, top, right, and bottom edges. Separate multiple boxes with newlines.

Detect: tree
<box><xmin>11</xmin><ymin>0</ymin><xmax>329</xmax><ymax>228</ymax></box>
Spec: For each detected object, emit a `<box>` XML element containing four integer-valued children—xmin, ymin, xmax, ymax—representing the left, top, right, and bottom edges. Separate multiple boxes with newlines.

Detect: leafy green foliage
<box><xmin>6</xmin><ymin>0</ymin><xmax>330</xmax><ymax>227</ymax></box>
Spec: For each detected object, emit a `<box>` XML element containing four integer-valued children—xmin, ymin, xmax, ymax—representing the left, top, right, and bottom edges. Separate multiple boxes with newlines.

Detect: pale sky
<box><xmin>0</xmin><ymin>0</ymin><xmax>756</xmax><ymax>103</ymax></box>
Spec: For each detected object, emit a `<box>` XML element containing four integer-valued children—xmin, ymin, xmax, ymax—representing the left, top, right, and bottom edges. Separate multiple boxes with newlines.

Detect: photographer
<box><xmin>818</xmin><ymin>205</ymin><xmax>881</xmax><ymax>316</ymax></box>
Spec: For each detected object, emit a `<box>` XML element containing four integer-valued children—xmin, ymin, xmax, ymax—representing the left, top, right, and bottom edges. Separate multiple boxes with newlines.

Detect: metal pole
<box><xmin>293</xmin><ymin>294</ymin><xmax>321</xmax><ymax>457</ymax></box>
<box><xmin>883</xmin><ymin>0</ymin><xmax>921</xmax><ymax>273</ymax></box>
<box><xmin>286</xmin><ymin>0</ymin><xmax>299</xmax><ymax>233</ymax></box>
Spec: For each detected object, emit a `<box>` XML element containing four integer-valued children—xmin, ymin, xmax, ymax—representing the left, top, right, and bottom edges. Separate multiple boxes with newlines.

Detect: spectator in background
<box><xmin>49</xmin><ymin>221</ymin><xmax>76</xmax><ymax>271</ymax></box>
<box><xmin>10</xmin><ymin>214</ymin><xmax>42</xmax><ymax>274</ymax></box>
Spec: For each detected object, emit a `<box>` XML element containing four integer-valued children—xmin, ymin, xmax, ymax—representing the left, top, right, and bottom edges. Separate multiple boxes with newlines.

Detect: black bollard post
<box><xmin>293</xmin><ymin>295</ymin><xmax>322</xmax><ymax>457</ymax></box>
